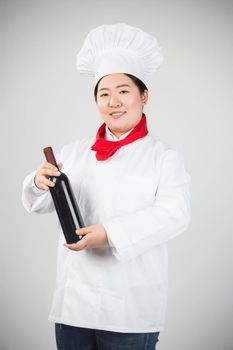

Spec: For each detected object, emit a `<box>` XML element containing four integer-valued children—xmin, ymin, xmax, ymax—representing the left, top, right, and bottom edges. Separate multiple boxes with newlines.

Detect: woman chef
<box><xmin>22</xmin><ymin>23</ymin><xmax>191</xmax><ymax>350</ymax></box>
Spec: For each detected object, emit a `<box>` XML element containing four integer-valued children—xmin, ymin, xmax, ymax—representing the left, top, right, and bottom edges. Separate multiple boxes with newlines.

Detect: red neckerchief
<box><xmin>91</xmin><ymin>114</ymin><xmax>148</xmax><ymax>161</ymax></box>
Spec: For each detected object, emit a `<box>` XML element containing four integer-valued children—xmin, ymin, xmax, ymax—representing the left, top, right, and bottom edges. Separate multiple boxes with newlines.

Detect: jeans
<box><xmin>55</xmin><ymin>323</ymin><xmax>160</xmax><ymax>350</ymax></box>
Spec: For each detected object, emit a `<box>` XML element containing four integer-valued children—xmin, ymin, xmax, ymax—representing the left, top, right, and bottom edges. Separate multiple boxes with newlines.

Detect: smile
<box><xmin>110</xmin><ymin>111</ymin><xmax>126</xmax><ymax>118</ymax></box>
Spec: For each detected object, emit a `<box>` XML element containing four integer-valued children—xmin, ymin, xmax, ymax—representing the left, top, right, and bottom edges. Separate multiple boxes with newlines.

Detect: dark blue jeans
<box><xmin>55</xmin><ymin>323</ymin><xmax>160</xmax><ymax>350</ymax></box>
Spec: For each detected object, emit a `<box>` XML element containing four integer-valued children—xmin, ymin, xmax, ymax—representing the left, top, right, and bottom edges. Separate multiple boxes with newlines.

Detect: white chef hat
<box><xmin>76</xmin><ymin>22</ymin><xmax>163</xmax><ymax>85</ymax></box>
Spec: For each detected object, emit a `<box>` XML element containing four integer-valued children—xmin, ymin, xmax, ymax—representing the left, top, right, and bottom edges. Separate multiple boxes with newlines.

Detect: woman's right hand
<box><xmin>34</xmin><ymin>162</ymin><xmax>63</xmax><ymax>191</ymax></box>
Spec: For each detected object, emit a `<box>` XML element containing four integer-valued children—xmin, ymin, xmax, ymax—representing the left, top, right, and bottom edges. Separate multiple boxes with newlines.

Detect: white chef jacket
<box><xmin>22</xmin><ymin>130</ymin><xmax>191</xmax><ymax>333</ymax></box>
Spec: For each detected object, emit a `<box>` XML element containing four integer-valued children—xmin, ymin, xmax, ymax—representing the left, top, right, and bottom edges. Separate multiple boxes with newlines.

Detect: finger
<box><xmin>38</xmin><ymin>162</ymin><xmax>57</xmax><ymax>173</ymax></box>
<box><xmin>64</xmin><ymin>239</ymin><xmax>87</xmax><ymax>251</ymax></box>
<box><xmin>44</xmin><ymin>178</ymin><xmax>56</xmax><ymax>188</ymax></box>
<box><xmin>36</xmin><ymin>175</ymin><xmax>55</xmax><ymax>189</ymax></box>
<box><xmin>43</xmin><ymin>162</ymin><xmax>59</xmax><ymax>170</ymax></box>
<box><xmin>76</xmin><ymin>227</ymin><xmax>91</xmax><ymax>236</ymax></box>
<box><xmin>39</xmin><ymin>168</ymin><xmax>61</xmax><ymax>177</ymax></box>
<box><xmin>39</xmin><ymin>182</ymin><xmax>50</xmax><ymax>191</ymax></box>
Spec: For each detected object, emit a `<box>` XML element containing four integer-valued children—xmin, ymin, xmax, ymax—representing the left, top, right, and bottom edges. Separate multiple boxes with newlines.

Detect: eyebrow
<box><xmin>98</xmin><ymin>84</ymin><xmax>131</xmax><ymax>92</ymax></box>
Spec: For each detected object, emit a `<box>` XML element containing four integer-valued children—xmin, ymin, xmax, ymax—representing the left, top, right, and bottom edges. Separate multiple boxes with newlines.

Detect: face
<box><xmin>96</xmin><ymin>73</ymin><xmax>148</xmax><ymax>138</ymax></box>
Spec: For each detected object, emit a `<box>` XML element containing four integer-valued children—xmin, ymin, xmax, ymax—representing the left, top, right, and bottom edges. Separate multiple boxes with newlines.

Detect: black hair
<box><xmin>94</xmin><ymin>73</ymin><xmax>148</xmax><ymax>102</ymax></box>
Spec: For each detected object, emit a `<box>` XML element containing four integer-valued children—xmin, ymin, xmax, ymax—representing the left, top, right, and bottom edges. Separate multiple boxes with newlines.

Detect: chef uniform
<box><xmin>22</xmin><ymin>22</ymin><xmax>191</xmax><ymax>346</ymax></box>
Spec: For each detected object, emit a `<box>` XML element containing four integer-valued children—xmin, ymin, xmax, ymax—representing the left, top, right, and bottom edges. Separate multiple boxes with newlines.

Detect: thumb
<box><xmin>58</xmin><ymin>163</ymin><xmax>63</xmax><ymax>171</ymax></box>
<box><xmin>76</xmin><ymin>227</ymin><xmax>90</xmax><ymax>235</ymax></box>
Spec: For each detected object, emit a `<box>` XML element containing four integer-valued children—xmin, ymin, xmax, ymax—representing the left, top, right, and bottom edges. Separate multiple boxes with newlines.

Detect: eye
<box><xmin>120</xmin><ymin>90</ymin><xmax>129</xmax><ymax>94</ymax></box>
<box><xmin>99</xmin><ymin>93</ymin><xmax>108</xmax><ymax>97</ymax></box>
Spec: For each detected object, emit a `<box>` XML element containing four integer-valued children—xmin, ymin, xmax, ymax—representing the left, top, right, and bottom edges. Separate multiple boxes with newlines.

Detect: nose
<box><xmin>108</xmin><ymin>95</ymin><xmax>122</xmax><ymax>108</ymax></box>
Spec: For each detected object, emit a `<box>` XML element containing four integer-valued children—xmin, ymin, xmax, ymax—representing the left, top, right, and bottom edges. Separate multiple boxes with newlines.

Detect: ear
<box><xmin>142</xmin><ymin>90</ymin><xmax>149</xmax><ymax>105</ymax></box>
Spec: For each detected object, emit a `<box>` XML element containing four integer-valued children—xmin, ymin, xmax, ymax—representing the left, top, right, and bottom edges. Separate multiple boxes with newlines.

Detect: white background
<box><xmin>1</xmin><ymin>0</ymin><xmax>232</xmax><ymax>349</ymax></box>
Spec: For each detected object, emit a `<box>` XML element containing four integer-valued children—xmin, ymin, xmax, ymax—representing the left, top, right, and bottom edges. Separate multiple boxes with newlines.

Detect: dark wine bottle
<box><xmin>43</xmin><ymin>146</ymin><xmax>85</xmax><ymax>244</ymax></box>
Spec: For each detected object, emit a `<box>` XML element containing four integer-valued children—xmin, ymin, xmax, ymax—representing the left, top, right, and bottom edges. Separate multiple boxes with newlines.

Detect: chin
<box><xmin>109</xmin><ymin>120</ymin><xmax>129</xmax><ymax>131</ymax></box>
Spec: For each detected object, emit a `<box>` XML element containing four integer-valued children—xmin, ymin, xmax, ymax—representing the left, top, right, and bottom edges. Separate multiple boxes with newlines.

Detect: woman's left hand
<box><xmin>64</xmin><ymin>224</ymin><xmax>109</xmax><ymax>251</ymax></box>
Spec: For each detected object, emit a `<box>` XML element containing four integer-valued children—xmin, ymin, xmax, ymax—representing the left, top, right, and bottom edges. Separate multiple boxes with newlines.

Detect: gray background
<box><xmin>1</xmin><ymin>0</ymin><xmax>232</xmax><ymax>349</ymax></box>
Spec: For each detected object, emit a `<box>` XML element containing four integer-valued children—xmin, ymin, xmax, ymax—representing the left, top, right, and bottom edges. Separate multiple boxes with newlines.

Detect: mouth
<box><xmin>110</xmin><ymin>111</ymin><xmax>126</xmax><ymax>119</ymax></box>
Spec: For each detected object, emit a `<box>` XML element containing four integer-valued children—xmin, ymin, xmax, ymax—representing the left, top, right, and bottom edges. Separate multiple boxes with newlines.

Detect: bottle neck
<box><xmin>43</xmin><ymin>147</ymin><xmax>58</xmax><ymax>167</ymax></box>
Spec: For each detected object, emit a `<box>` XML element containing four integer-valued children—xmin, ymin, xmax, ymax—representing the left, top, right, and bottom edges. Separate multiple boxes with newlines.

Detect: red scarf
<box><xmin>91</xmin><ymin>114</ymin><xmax>148</xmax><ymax>161</ymax></box>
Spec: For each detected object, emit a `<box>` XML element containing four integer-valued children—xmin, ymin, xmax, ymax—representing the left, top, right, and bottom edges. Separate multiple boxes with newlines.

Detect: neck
<box><xmin>108</xmin><ymin>130</ymin><xmax>127</xmax><ymax>139</ymax></box>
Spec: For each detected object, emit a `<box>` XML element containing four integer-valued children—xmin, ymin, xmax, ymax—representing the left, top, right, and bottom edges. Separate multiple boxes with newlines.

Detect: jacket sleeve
<box><xmin>102</xmin><ymin>149</ymin><xmax>191</xmax><ymax>262</ymax></box>
<box><xmin>22</xmin><ymin>170</ymin><xmax>55</xmax><ymax>214</ymax></box>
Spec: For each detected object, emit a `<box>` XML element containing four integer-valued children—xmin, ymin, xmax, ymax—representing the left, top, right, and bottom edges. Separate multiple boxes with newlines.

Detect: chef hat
<box><xmin>76</xmin><ymin>22</ymin><xmax>163</xmax><ymax>85</ymax></box>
